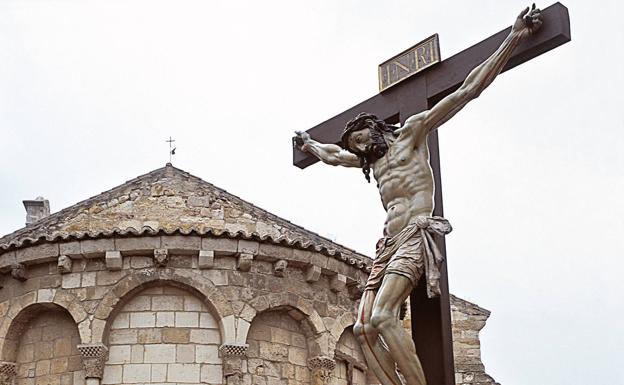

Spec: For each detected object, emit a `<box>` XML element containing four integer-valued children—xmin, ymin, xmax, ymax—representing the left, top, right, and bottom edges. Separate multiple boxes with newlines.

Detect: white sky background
<box><xmin>1</xmin><ymin>0</ymin><xmax>622</xmax><ymax>384</ymax></box>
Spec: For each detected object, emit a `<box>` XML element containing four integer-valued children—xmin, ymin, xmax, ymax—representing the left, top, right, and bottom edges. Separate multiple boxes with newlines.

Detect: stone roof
<box><xmin>0</xmin><ymin>164</ymin><xmax>370</xmax><ymax>268</ymax></box>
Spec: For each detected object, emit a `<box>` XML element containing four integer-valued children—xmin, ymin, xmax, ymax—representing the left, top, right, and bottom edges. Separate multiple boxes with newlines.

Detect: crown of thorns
<box><xmin>341</xmin><ymin>112</ymin><xmax>389</xmax><ymax>152</ymax></box>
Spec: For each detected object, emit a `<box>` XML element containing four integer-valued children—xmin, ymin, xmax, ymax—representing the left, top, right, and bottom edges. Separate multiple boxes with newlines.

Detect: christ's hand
<box><xmin>294</xmin><ymin>131</ymin><xmax>311</xmax><ymax>151</ymax></box>
<box><xmin>513</xmin><ymin>4</ymin><xmax>543</xmax><ymax>38</ymax></box>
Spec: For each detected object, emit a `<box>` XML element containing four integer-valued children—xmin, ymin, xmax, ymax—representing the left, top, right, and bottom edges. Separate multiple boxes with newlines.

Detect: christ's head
<box><xmin>341</xmin><ymin>112</ymin><xmax>395</xmax><ymax>182</ymax></box>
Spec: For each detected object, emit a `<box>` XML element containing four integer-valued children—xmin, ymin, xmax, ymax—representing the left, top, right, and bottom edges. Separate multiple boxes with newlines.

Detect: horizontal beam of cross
<box><xmin>292</xmin><ymin>2</ymin><xmax>570</xmax><ymax>168</ymax></box>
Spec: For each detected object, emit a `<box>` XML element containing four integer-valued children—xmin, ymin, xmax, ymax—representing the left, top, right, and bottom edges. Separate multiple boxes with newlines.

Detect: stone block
<box><xmin>202</xmin><ymin>237</ymin><xmax>238</xmax><ymax>256</ymax></box>
<box><xmin>156</xmin><ymin>312</ymin><xmax>175</xmax><ymax>327</ymax></box>
<box><xmin>167</xmin><ymin>363</ymin><xmax>201</xmax><ymax>382</ymax></box>
<box><xmin>81</xmin><ymin>239</ymin><xmax>114</xmax><ymax>257</ymax></box>
<box><xmin>176</xmin><ymin>344</ymin><xmax>195</xmax><ymax>363</ymax></box>
<box><xmin>305</xmin><ymin>265</ymin><xmax>321</xmax><ymax>283</ymax></box>
<box><xmin>184</xmin><ymin>296</ymin><xmax>203</xmax><ymax>311</ymax></box>
<box><xmin>111</xmin><ymin>313</ymin><xmax>129</xmax><ymax>329</ymax></box>
<box><xmin>131</xmin><ymin>344</ymin><xmax>144</xmax><ymax>363</ymax></box>
<box><xmin>108</xmin><ymin>329</ymin><xmax>138</xmax><ymax>345</ymax></box>
<box><xmin>329</xmin><ymin>274</ymin><xmax>347</xmax><ymax>293</ymax></box>
<box><xmin>61</xmin><ymin>273</ymin><xmax>81</xmax><ymax>289</ymax></box>
<box><xmin>105</xmin><ymin>251</ymin><xmax>122</xmax><ymax>271</ymax></box>
<box><xmin>201</xmin><ymin>364</ymin><xmax>223</xmax><ymax>383</ymax></box>
<box><xmin>107</xmin><ymin>345</ymin><xmax>131</xmax><ymax>364</ymax></box>
<box><xmin>161</xmin><ymin>235</ymin><xmax>201</xmax><ymax>253</ymax></box>
<box><xmin>237</xmin><ymin>253</ymin><xmax>253</xmax><ymax>272</ymax></box>
<box><xmin>237</xmin><ymin>240</ymin><xmax>259</xmax><ymax>255</ymax></box>
<box><xmin>162</xmin><ymin>328</ymin><xmax>190</xmax><ymax>343</ymax></box>
<box><xmin>144</xmin><ymin>344</ymin><xmax>176</xmax><ymax>363</ymax></box>
<box><xmin>59</xmin><ymin>242</ymin><xmax>81</xmax><ymax>257</ymax></box>
<box><xmin>152</xmin><ymin>295</ymin><xmax>183</xmax><ymax>311</ymax></box>
<box><xmin>196</xmin><ymin>345</ymin><xmax>220</xmax><ymax>364</ymax></box>
<box><xmin>203</xmin><ymin>269</ymin><xmax>228</xmax><ymax>285</ymax></box>
<box><xmin>129</xmin><ymin>312</ymin><xmax>156</xmax><ymax>328</ymax></box>
<box><xmin>310</xmin><ymin>253</ymin><xmax>328</xmax><ymax>269</ymax></box>
<box><xmin>101</xmin><ymin>365</ymin><xmax>122</xmax><ymax>384</ymax></box>
<box><xmin>57</xmin><ymin>256</ymin><xmax>73</xmax><ymax>274</ymax></box>
<box><xmin>175</xmin><ymin>312</ymin><xmax>199</xmax><ymax>327</ymax></box>
<box><xmin>258</xmin><ymin>243</ymin><xmax>293</xmax><ymax>260</ymax></box>
<box><xmin>198</xmin><ymin>250</ymin><xmax>215</xmax><ymax>269</ymax></box>
<box><xmin>137</xmin><ymin>329</ymin><xmax>162</xmax><ymax>344</ymax></box>
<box><xmin>11</xmin><ymin>263</ymin><xmax>27</xmax><ymax>281</ymax></box>
<box><xmin>81</xmin><ymin>271</ymin><xmax>96</xmax><ymax>287</ymax></box>
<box><xmin>114</xmin><ymin>236</ymin><xmax>160</xmax><ymax>254</ymax></box>
<box><xmin>15</xmin><ymin>243</ymin><xmax>59</xmax><ymax>264</ymax></box>
<box><xmin>124</xmin><ymin>296</ymin><xmax>151</xmax><ymax>311</ymax></box>
<box><xmin>190</xmin><ymin>328</ymin><xmax>221</xmax><ymax>344</ymax></box>
<box><xmin>187</xmin><ymin>196</ymin><xmax>211</xmax><ymax>207</ymax></box>
<box><xmin>122</xmin><ymin>364</ymin><xmax>150</xmax><ymax>383</ymax></box>
<box><xmin>151</xmin><ymin>363</ymin><xmax>167</xmax><ymax>382</ymax></box>
<box><xmin>0</xmin><ymin>250</ymin><xmax>16</xmax><ymax>269</ymax></box>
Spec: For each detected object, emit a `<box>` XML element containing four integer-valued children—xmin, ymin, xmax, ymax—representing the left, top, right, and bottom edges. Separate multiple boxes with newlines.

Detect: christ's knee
<box><xmin>370</xmin><ymin>309</ymin><xmax>397</xmax><ymax>333</ymax></box>
<box><xmin>354</xmin><ymin>320</ymin><xmax>378</xmax><ymax>343</ymax></box>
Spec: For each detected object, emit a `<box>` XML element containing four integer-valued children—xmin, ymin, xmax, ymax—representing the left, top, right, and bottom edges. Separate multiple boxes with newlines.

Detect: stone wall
<box><xmin>13</xmin><ymin>306</ymin><xmax>84</xmax><ymax>385</ymax></box>
<box><xmin>103</xmin><ymin>285</ymin><xmax>222</xmax><ymax>385</ymax></box>
<box><xmin>247</xmin><ymin>310</ymin><xmax>310</xmax><ymax>385</ymax></box>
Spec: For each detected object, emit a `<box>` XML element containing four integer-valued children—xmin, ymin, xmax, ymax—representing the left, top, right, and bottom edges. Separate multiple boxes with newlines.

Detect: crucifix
<box><xmin>166</xmin><ymin>136</ymin><xmax>176</xmax><ymax>163</ymax></box>
<box><xmin>292</xmin><ymin>3</ymin><xmax>570</xmax><ymax>385</ymax></box>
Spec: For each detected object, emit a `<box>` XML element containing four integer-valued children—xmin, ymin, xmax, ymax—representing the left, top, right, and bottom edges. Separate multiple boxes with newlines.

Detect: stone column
<box><xmin>0</xmin><ymin>362</ymin><xmax>16</xmax><ymax>385</ymax></box>
<box><xmin>308</xmin><ymin>356</ymin><xmax>336</xmax><ymax>385</ymax></box>
<box><xmin>219</xmin><ymin>344</ymin><xmax>248</xmax><ymax>385</ymax></box>
<box><xmin>77</xmin><ymin>344</ymin><xmax>108</xmax><ymax>385</ymax></box>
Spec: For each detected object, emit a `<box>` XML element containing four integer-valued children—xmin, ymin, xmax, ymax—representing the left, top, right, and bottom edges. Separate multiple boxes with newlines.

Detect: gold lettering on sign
<box><xmin>378</xmin><ymin>34</ymin><xmax>441</xmax><ymax>92</ymax></box>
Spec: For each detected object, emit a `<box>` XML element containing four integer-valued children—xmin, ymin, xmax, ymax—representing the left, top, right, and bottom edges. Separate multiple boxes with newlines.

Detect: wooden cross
<box><xmin>292</xmin><ymin>3</ymin><xmax>570</xmax><ymax>385</ymax></box>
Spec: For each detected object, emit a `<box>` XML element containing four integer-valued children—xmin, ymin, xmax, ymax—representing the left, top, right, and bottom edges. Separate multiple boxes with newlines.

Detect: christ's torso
<box><xmin>372</xmin><ymin>133</ymin><xmax>434</xmax><ymax>238</ymax></box>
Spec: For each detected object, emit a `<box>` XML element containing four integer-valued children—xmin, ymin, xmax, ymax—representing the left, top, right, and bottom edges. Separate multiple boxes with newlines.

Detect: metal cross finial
<box><xmin>166</xmin><ymin>136</ymin><xmax>176</xmax><ymax>163</ymax></box>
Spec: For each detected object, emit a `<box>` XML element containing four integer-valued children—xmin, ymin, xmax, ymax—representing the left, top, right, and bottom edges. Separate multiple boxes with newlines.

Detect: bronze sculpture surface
<box><xmin>296</xmin><ymin>6</ymin><xmax>542</xmax><ymax>385</ymax></box>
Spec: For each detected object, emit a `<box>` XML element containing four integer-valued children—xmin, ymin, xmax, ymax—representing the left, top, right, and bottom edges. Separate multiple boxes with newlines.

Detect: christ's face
<box><xmin>347</xmin><ymin>128</ymin><xmax>373</xmax><ymax>154</ymax></box>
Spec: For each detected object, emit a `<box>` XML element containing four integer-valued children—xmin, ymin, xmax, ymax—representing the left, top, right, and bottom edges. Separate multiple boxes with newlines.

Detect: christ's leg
<box><xmin>370</xmin><ymin>274</ymin><xmax>426</xmax><ymax>385</ymax></box>
<box><xmin>353</xmin><ymin>290</ymin><xmax>403</xmax><ymax>385</ymax></box>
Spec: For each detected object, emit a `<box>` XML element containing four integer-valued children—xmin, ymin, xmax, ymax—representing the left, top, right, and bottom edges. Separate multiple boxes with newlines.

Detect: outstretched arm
<box><xmin>295</xmin><ymin>131</ymin><xmax>360</xmax><ymax>167</ymax></box>
<box><xmin>405</xmin><ymin>5</ymin><xmax>543</xmax><ymax>142</ymax></box>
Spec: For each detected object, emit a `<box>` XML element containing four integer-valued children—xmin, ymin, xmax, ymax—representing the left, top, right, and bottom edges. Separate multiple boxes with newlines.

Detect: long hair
<box><xmin>341</xmin><ymin>112</ymin><xmax>396</xmax><ymax>183</ymax></box>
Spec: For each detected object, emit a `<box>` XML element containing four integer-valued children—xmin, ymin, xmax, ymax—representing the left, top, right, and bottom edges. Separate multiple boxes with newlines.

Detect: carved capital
<box><xmin>219</xmin><ymin>344</ymin><xmax>248</xmax><ymax>385</ymax></box>
<box><xmin>219</xmin><ymin>344</ymin><xmax>248</xmax><ymax>357</ymax></box>
<box><xmin>0</xmin><ymin>362</ymin><xmax>16</xmax><ymax>385</ymax></box>
<box><xmin>153</xmin><ymin>249</ymin><xmax>169</xmax><ymax>267</ymax></box>
<box><xmin>77</xmin><ymin>344</ymin><xmax>108</xmax><ymax>379</ymax></box>
<box><xmin>308</xmin><ymin>356</ymin><xmax>336</xmax><ymax>385</ymax></box>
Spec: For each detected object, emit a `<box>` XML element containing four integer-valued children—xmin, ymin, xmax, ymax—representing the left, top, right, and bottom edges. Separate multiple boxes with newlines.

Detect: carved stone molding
<box><xmin>10</xmin><ymin>264</ymin><xmax>26</xmax><ymax>281</ymax></box>
<box><xmin>77</xmin><ymin>344</ymin><xmax>108</xmax><ymax>379</ymax></box>
<box><xmin>308</xmin><ymin>356</ymin><xmax>336</xmax><ymax>385</ymax></box>
<box><xmin>273</xmin><ymin>259</ymin><xmax>287</xmax><ymax>277</ymax></box>
<box><xmin>0</xmin><ymin>362</ymin><xmax>16</xmax><ymax>385</ymax></box>
<box><xmin>57</xmin><ymin>255</ymin><xmax>73</xmax><ymax>274</ymax></box>
<box><xmin>153</xmin><ymin>248</ymin><xmax>169</xmax><ymax>267</ymax></box>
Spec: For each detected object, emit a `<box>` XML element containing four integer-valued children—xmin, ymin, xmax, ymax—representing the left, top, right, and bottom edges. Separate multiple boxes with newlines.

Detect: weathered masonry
<box><xmin>0</xmin><ymin>164</ymin><xmax>498</xmax><ymax>385</ymax></box>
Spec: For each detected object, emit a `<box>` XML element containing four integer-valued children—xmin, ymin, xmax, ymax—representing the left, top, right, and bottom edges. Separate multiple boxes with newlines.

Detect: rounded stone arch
<box><xmin>0</xmin><ymin>289</ymin><xmax>89</xmax><ymax>356</ymax></box>
<box><xmin>92</xmin><ymin>268</ymin><xmax>234</xmax><ymax>344</ymax></box>
<box><xmin>0</xmin><ymin>300</ymin><xmax>84</xmax><ymax>362</ymax></box>
<box><xmin>245</xmin><ymin>293</ymin><xmax>328</xmax><ymax>356</ymax></box>
<box><xmin>328</xmin><ymin>312</ymin><xmax>357</xmax><ymax>354</ymax></box>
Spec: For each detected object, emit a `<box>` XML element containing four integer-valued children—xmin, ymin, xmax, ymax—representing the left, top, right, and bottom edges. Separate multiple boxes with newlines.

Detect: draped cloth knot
<box><xmin>366</xmin><ymin>216</ymin><xmax>452</xmax><ymax>298</ymax></box>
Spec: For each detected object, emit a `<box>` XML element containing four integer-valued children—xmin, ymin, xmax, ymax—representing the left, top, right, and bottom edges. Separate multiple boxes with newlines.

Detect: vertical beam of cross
<box><xmin>166</xmin><ymin>136</ymin><xmax>176</xmax><ymax>163</ymax></box>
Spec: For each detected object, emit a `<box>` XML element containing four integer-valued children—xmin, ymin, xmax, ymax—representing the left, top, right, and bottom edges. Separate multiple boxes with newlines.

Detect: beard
<box><xmin>353</xmin><ymin>128</ymin><xmax>389</xmax><ymax>184</ymax></box>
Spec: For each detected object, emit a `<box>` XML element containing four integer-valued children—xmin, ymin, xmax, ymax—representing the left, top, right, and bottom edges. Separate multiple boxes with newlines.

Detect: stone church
<box><xmin>0</xmin><ymin>164</ymin><xmax>498</xmax><ymax>385</ymax></box>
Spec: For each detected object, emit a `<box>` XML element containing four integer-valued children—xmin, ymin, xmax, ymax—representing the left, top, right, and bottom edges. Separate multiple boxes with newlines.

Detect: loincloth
<box><xmin>365</xmin><ymin>216</ymin><xmax>452</xmax><ymax>298</ymax></box>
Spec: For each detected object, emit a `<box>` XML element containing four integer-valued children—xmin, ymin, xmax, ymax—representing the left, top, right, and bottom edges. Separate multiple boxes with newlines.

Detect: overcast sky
<box><xmin>1</xmin><ymin>1</ymin><xmax>622</xmax><ymax>384</ymax></box>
